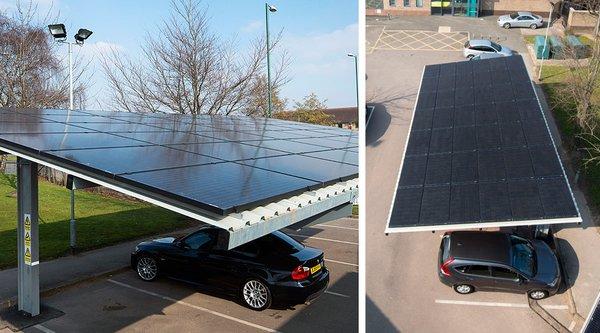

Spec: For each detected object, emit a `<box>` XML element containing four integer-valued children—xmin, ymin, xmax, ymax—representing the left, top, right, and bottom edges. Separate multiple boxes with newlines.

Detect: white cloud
<box><xmin>282</xmin><ymin>23</ymin><xmax>358</xmax><ymax>61</ymax></box>
<box><xmin>241</xmin><ymin>20</ymin><xmax>263</xmax><ymax>33</ymax></box>
<box><xmin>278</xmin><ymin>23</ymin><xmax>358</xmax><ymax>107</ymax></box>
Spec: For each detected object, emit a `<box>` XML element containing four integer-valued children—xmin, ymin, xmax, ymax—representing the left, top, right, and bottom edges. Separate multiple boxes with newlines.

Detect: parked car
<box><xmin>463</xmin><ymin>39</ymin><xmax>513</xmax><ymax>59</ymax></box>
<box><xmin>498</xmin><ymin>12</ymin><xmax>543</xmax><ymax>29</ymax></box>
<box><xmin>438</xmin><ymin>231</ymin><xmax>561</xmax><ymax>300</ymax></box>
<box><xmin>131</xmin><ymin>226</ymin><xmax>329</xmax><ymax>310</ymax></box>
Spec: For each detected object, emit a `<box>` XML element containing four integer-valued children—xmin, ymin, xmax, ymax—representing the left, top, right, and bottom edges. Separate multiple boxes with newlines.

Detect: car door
<box><xmin>175</xmin><ymin>230</ymin><xmax>218</xmax><ymax>283</ymax></box>
<box><xmin>517</xmin><ymin>15</ymin><xmax>533</xmax><ymax>27</ymax></box>
<box><xmin>481</xmin><ymin>46</ymin><xmax>496</xmax><ymax>54</ymax></box>
<box><xmin>457</xmin><ymin>265</ymin><xmax>495</xmax><ymax>290</ymax></box>
<box><xmin>490</xmin><ymin>266</ymin><xmax>522</xmax><ymax>292</ymax></box>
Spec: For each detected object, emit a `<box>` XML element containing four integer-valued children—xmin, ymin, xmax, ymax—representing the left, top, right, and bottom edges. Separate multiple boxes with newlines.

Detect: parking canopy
<box><xmin>386</xmin><ymin>55</ymin><xmax>581</xmax><ymax>233</ymax></box>
<box><xmin>0</xmin><ymin>108</ymin><xmax>358</xmax><ymax>247</ymax></box>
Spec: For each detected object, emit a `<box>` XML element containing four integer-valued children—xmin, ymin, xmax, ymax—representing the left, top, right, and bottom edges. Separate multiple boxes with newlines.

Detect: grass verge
<box><xmin>0</xmin><ymin>173</ymin><xmax>195</xmax><ymax>269</ymax></box>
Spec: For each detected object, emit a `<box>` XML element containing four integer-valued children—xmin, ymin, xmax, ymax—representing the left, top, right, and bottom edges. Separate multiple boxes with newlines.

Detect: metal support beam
<box><xmin>70</xmin><ymin>188</ymin><xmax>76</xmax><ymax>250</ymax></box>
<box><xmin>16</xmin><ymin>157</ymin><xmax>39</xmax><ymax>316</ymax></box>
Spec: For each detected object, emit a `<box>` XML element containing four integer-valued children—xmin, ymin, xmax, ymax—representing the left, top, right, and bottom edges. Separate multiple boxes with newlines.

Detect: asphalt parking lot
<box><xmin>17</xmin><ymin>218</ymin><xmax>357</xmax><ymax>333</ymax></box>
<box><xmin>366</xmin><ymin>15</ymin><xmax>574</xmax><ymax>333</ymax></box>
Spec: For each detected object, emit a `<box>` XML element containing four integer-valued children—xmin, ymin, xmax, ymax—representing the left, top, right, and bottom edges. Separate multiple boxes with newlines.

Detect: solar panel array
<box><xmin>388</xmin><ymin>56</ymin><xmax>579</xmax><ymax>230</ymax></box>
<box><xmin>0</xmin><ymin>108</ymin><xmax>358</xmax><ymax>215</ymax></box>
<box><xmin>585</xmin><ymin>299</ymin><xmax>600</xmax><ymax>333</ymax></box>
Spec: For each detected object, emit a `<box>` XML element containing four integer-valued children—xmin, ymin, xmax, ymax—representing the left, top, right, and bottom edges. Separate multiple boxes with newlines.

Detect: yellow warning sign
<box><xmin>23</xmin><ymin>214</ymin><xmax>32</xmax><ymax>265</ymax></box>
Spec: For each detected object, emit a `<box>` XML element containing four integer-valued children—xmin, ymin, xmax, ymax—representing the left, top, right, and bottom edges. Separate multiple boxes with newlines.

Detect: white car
<box><xmin>498</xmin><ymin>12</ymin><xmax>544</xmax><ymax>29</ymax></box>
<box><xmin>463</xmin><ymin>39</ymin><xmax>513</xmax><ymax>59</ymax></box>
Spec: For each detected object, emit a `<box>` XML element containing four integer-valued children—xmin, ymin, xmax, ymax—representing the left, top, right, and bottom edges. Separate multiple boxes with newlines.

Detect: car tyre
<box><xmin>528</xmin><ymin>290</ymin><xmax>548</xmax><ymax>300</ymax></box>
<box><xmin>136</xmin><ymin>255</ymin><xmax>159</xmax><ymax>281</ymax></box>
<box><xmin>503</xmin><ymin>23</ymin><xmax>511</xmax><ymax>29</ymax></box>
<box><xmin>241</xmin><ymin>278</ymin><xmax>272</xmax><ymax>311</ymax></box>
<box><xmin>530</xmin><ymin>23</ymin><xmax>538</xmax><ymax>30</ymax></box>
<box><xmin>453</xmin><ymin>284</ymin><xmax>474</xmax><ymax>294</ymax></box>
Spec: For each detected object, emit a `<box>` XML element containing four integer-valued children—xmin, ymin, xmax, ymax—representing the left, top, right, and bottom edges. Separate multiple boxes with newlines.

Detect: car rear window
<box><xmin>490</xmin><ymin>42</ymin><xmax>501</xmax><ymax>52</ymax></box>
<box><xmin>255</xmin><ymin>231</ymin><xmax>304</xmax><ymax>254</ymax></box>
<box><xmin>510</xmin><ymin>13</ymin><xmax>519</xmax><ymax>19</ymax></box>
<box><xmin>440</xmin><ymin>235</ymin><xmax>451</xmax><ymax>261</ymax></box>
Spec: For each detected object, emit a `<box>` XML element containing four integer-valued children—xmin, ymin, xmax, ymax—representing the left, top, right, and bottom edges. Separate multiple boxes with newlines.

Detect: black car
<box><xmin>438</xmin><ymin>231</ymin><xmax>561</xmax><ymax>300</ymax></box>
<box><xmin>131</xmin><ymin>226</ymin><xmax>329</xmax><ymax>310</ymax></box>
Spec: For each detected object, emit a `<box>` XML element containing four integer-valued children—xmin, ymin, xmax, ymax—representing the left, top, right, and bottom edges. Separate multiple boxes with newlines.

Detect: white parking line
<box><xmin>288</xmin><ymin>234</ymin><xmax>358</xmax><ymax>245</ymax></box>
<box><xmin>108</xmin><ymin>279</ymin><xmax>280</xmax><ymax>333</ymax></box>
<box><xmin>325</xmin><ymin>258</ymin><xmax>358</xmax><ymax>267</ymax></box>
<box><xmin>318</xmin><ymin>224</ymin><xmax>358</xmax><ymax>231</ymax></box>
<box><xmin>435</xmin><ymin>299</ymin><xmax>569</xmax><ymax>310</ymax></box>
<box><xmin>325</xmin><ymin>290</ymin><xmax>350</xmax><ymax>298</ymax></box>
<box><xmin>568</xmin><ymin>320</ymin><xmax>576</xmax><ymax>331</ymax></box>
<box><xmin>33</xmin><ymin>325</ymin><xmax>56</xmax><ymax>333</ymax></box>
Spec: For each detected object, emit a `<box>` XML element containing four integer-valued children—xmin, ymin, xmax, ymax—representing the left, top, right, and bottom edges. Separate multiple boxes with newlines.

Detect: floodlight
<box><xmin>268</xmin><ymin>4</ymin><xmax>277</xmax><ymax>12</ymax></box>
<box><xmin>48</xmin><ymin>24</ymin><xmax>67</xmax><ymax>39</ymax></box>
<box><xmin>74</xmin><ymin>29</ymin><xmax>93</xmax><ymax>44</ymax></box>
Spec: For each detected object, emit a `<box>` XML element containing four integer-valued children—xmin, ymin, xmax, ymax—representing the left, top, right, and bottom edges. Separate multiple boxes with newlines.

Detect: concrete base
<box><xmin>0</xmin><ymin>304</ymin><xmax>63</xmax><ymax>331</ymax></box>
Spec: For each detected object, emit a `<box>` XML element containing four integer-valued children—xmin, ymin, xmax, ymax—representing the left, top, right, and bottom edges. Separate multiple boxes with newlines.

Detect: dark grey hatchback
<box><xmin>438</xmin><ymin>231</ymin><xmax>561</xmax><ymax>300</ymax></box>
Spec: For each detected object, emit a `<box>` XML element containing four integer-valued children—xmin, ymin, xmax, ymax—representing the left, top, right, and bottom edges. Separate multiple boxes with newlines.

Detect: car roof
<box><xmin>448</xmin><ymin>231</ymin><xmax>512</xmax><ymax>265</ymax></box>
<box><xmin>517</xmin><ymin>11</ymin><xmax>533</xmax><ymax>16</ymax></box>
<box><xmin>469</xmin><ymin>39</ymin><xmax>492</xmax><ymax>46</ymax></box>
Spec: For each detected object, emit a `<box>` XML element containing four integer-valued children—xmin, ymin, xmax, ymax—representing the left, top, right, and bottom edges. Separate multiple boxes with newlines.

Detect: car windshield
<box><xmin>490</xmin><ymin>42</ymin><xmax>502</xmax><ymax>52</ymax></box>
<box><xmin>511</xmin><ymin>236</ymin><xmax>536</xmax><ymax>277</ymax></box>
<box><xmin>510</xmin><ymin>13</ymin><xmax>519</xmax><ymax>19</ymax></box>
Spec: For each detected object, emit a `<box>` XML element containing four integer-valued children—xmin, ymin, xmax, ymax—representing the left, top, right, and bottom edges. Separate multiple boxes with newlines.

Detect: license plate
<box><xmin>310</xmin><ymin>263</ymin><xmax>322</xmax><ymax>274</ymax></box>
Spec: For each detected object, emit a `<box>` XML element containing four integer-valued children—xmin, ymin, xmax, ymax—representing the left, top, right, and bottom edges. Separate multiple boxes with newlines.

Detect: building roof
<box><xmin>322</xmin><ymin>107</ymin><xmax>358</xmax><ymax>124</ymax></box>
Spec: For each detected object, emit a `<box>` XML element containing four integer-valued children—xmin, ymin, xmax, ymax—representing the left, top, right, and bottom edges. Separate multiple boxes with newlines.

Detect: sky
<box><xmin>1</xmin><ymin>0</ymin><xmax>359</xmax><ymax>110</ymax></box>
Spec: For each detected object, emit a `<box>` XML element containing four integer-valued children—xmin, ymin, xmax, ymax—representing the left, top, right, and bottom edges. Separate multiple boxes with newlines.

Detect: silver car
<box><xmin>498</xmin><ymin>12</ymin><xmax>543</xmax><ymax>29</ymax></box>
<box><xmin>463</xmin><ymin>39</ymin><xmax>513</xmax><ymax>59</ymax></box>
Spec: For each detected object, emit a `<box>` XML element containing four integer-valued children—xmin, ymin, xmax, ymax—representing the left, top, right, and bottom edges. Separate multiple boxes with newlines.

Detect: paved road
<box><xmin>20</xmin><ymin>218</ymin><xmax>358</xmax><ymax>333</ymax></box>
<box><xmin>365</xmin><ymin>16</ymin><xmax>572</xmax><ymax>333</ymax></box>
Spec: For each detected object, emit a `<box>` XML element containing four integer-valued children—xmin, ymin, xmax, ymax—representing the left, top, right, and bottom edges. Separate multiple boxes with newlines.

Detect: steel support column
<box><xmin>17</xmin><ymin>157</ymin><xmax>39</xmax><ymax>316</ymax></box>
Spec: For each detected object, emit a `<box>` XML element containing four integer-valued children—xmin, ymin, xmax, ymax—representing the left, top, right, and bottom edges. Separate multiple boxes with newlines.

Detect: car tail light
<box><xmin>440</xmin><ymin>256</ymin><xmax>454</xmax><ymax>277</ymax></box>
<box><xmin>291</xmin><ymin>265</ymin><xmax>310</xmax><ymax>281</ymax></box>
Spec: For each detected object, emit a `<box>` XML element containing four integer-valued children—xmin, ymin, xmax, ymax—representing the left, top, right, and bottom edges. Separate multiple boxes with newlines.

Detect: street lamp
<box><xmin>48</xmin><ymin>24</ymin><xmax>93</xmax><ymax>110</ymax></box>
<box><xmin>265</xmin><ymin>3</ymin><xmax>277</xmax><ymax>117</ymax></box>
<box><xmin>537</xmin><ymin>2</ymin><xmax>554</xmax><ymax>81</ymax></box>
<box><xmin>347</xmin><ymin>53</ymin><xmax>359</xmax><ymax>109</ymax></box>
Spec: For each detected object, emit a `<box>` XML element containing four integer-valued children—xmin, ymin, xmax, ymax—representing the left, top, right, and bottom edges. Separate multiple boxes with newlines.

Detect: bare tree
<box><xmin>0</xmin><ymin>1</ymin><xmax>88</xmax><ymax>109</ymax></box>
<box><xmin>100</xmin><ymin>0</ymin><xmax>290</xmax><ymax>116</ymax></box>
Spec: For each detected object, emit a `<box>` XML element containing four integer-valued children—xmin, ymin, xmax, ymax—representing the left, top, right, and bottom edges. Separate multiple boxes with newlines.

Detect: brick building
<box><xmin>367</xmin><ymin>0</ymin><xmax>555</xmax><ymax>17</ymax></box>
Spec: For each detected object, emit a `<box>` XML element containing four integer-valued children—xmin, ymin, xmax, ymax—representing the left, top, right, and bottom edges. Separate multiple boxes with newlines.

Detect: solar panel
<box><xmin>387</xmin><ymin>56</ymin><xmax>580</xmax><ymax>232</ymax></box>
<box><xmin>0</xmin><ymin>108</ymin><xmax>358</xmax><ymax>215</ymax></box>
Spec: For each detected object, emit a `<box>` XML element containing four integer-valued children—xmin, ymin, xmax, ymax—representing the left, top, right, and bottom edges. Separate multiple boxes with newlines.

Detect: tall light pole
<box><xmin>47</xmin><ymin>24</ymin><xmax>92</xmax><ymax>252</ymax></box>
<box><xmin>265</xmin><ymin>3</ymin><xmax>277</xmax><ymax>117</ymax></box>
<box><xmin>47</xmin><ymin>24</ymin><xmax>93</xmax><ymax>110</ymax></box>
<box><xmin>537</xmin><ymin>2</ymin><xmax>554</xmax><ymax>81</ymax></box>
<box><xmin>347</xmin><ymin>53</ymin><xmax>359</xmax><ymax>109</ymax></box>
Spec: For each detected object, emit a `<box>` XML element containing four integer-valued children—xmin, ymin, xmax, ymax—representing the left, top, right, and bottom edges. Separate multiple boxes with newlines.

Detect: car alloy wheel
<box><xmin>454</xmin><ymin>284</ymin><xmax>473</xmax><ymax>294</ymax></box>
<box><xmin>137</xmin><ymin>256</ymin><xmax>158</xmax><ymax>281</ymax></box>
<box><xmin>529</xmin><ymin>290</ymin><xmax>548</xmax><ymax>300</ymax></box>
<box><xmin>530</xmin><ymin>24</ymin><xmax>538</xmax><ymax>29</ymax></box>
<box><xmin>466</xmin><ymin>54</ymin><xmax>474</xmax><ymax>59</ymax></box>
<box><xmin>503</xmin><ymin>23</ymin><xmax>510</xmax><ymax>29</ymax></box>
<box><xmin>242</xmin><ymin>279</ymin><xmax>271</xmax><ymax>311</ymax></box>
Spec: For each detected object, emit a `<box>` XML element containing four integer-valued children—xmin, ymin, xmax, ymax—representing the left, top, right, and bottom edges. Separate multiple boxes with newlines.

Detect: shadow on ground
<box><xmin>366</xmin><ymin>295</ymin><xmax>399</xmax><ymax>332</ymax></box>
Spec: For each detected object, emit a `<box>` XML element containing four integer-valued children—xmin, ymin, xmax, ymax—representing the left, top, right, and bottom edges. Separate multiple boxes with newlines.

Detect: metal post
<box><xmin>538</xmin><ymin>3</ymin><xmax>554</xmax><ymax>81</ymax></box>
<box><xmin>265</xmin><ymin>3</ymin><xmax>273</xmax><ymax>118</ymax></box>
<box><xmin>68</xmin><ymin>42</ymin><xmax>73</xmax><ymax>110</ymax></box>
<box><xmin>352</xmin><ymin>55</ymin><xmax>359</xmax><ymax>108</ymax></box>
<box><xmin>70</xmin><ymin>188</ymin><xmax>76</xmax><ymax>250</ymax></box>
<box><xmin>16</xmin><ymin>158</ymin><xmax>39</xmax><ymax>317</ymax></box>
